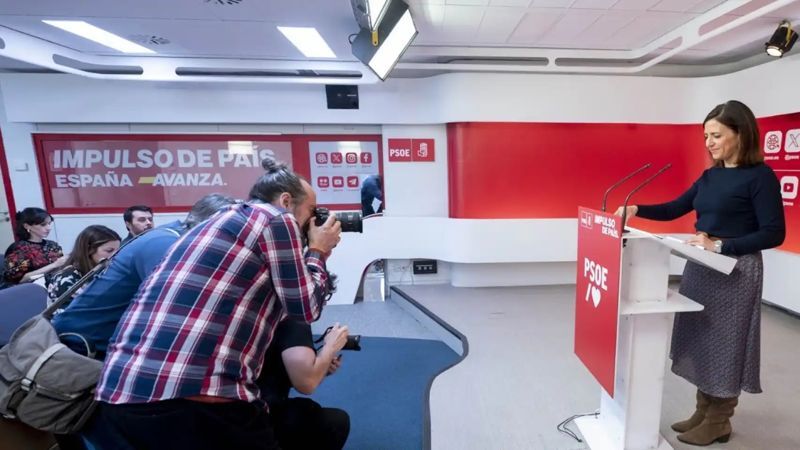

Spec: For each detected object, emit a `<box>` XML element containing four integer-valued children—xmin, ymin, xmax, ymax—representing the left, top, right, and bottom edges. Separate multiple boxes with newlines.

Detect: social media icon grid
<box><xmin>309</xmin><ymin>142</ymin><xmax>379</xmax><ymax>203</ymax></box>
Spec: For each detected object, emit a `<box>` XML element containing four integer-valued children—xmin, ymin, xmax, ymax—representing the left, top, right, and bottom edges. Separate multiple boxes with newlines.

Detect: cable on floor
<box><xmin>556</xmin><ymin>410</ymin><xmax>599</xmax><ymax>443</ymax></box>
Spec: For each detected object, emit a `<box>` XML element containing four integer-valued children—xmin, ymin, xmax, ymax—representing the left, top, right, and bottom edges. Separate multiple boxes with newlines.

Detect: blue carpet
<box><xmin>294</xmin><ymin>336</ymin><xmax>460</xmax><ymax>450</ymax></box>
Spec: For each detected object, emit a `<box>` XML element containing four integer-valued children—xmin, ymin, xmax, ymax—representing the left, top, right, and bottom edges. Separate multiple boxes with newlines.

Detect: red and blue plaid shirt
<box><xmin>96</xmin><ymin>203</ymin><xmax>329</xmax><ymax>405</ymax></box>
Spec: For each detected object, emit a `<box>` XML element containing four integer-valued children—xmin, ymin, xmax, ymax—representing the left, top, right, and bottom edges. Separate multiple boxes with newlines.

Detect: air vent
<box><xmin>129</xmin><ymin>35</ymin><xmax>170</xmax><ymax>45</ymax></box>
<box><xmin>205</xmin><ymin>0</ymin><xmax>243</xmax><ymax>5</ymax></box>
<box><xmin>440</xmin><ymin>57</ymin><xmax>548</xmax><ymax>66</ymax></box>
<box><xmin>52</xmin><ymin>54</ymin><xmax>144</xmax><ymax>75</ymax></box>
<box><xmin>175</xmin><ymin>67</ymin><xmax>362</xmax><ymax>79</ymax></box>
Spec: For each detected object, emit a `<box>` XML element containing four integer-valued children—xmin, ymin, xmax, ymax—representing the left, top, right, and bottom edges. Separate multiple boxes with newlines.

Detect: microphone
<box><xmin>601</xmin><ymin>163</ymin><xmax>652</xmax><ymax>212</ymax></box>
<box><xmin>621</xmin><ymin>163</ymin><xmax>672</xmax><ymax>229</ymax></box>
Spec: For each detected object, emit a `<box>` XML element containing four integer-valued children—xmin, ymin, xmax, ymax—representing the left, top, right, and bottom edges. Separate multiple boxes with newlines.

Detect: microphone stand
<box><xmin>621</xmin><ymin>164</ymin><xmax>673</xmax><ymax>231</ymax></box>
<box><xmin>601</xmin><ymin>163</ymin><xmax>652</xmax><ymax>212</ymax></box>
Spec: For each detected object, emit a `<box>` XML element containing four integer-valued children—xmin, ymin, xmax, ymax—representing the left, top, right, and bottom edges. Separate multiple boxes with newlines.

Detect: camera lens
<box><xmin>337</xmin><ymin>212</ymin><xmax>363</xmax><ymax>233</ymax></box>
<box><xmin>314</xmin><ymin>207</ymin><xmax>363</xmax><ymax>233</ymax></box>
<box><xmin>344</xmin><ymin>335</ymin><xmax>361</xmax><ymax>351</ymax></box>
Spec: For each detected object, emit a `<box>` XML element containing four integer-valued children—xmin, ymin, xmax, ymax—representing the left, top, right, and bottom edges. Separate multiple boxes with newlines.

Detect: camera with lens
<box><xmin>314</xmin><ymin>207</ymin><xmax>362</xmax><ymax>233</ymax></box>
<box><xmin>318</xmin><ymin>326</ymin><xmax>362</xmax><ymax>351</ymax></box>
<box><xmin>344</xmin><ymin>334</ymin><xmax>361</xmax><ymax>351</ymax></box>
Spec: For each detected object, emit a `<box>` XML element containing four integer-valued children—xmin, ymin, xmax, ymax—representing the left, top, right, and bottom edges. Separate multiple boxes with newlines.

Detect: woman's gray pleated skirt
<box><xmin>670</xmin><ymin>253</ymin><xmax>763</xmax><ymax>398</ymax></box>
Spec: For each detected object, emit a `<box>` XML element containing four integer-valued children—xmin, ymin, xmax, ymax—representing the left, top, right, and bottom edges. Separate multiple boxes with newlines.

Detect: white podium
<box><xmin>576</xmin><ymin>226</ymin><xmax>737</xmax><ymax>450</ymax></box>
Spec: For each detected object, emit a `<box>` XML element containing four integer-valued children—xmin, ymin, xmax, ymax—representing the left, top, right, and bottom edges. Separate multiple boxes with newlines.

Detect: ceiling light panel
<box><xmin>42</xmin><ymin>20</ymin><xmax>156</xmax><ymax>54</ymax></box>
<box><xmin>369</xmin><ymin>9</ymin><xmax>417</xmax><ymax>79</ymax></box>
<box><xmin>277</xmin><ymin>26</ymin><xmax>336</xmax><ymax>58</ymax></box>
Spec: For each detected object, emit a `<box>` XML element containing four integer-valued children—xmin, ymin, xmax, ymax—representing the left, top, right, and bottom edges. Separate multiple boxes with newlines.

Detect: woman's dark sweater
<box><xmin>636</xmin><ymin>163</ymin><xmax>785</xmax><ymax>255</ymax></box>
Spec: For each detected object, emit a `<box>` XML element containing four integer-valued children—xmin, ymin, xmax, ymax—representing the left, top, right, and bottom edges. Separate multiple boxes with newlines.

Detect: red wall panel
<box><xmin>447</xmin><ymin>122</ymin><xmax>707</xmax><ymax>234</ymax></box>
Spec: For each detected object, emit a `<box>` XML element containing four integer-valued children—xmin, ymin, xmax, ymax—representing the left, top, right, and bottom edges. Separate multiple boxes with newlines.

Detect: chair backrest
<box><xmin>0</xmin><ymin>283</ymin><xmax>48</xmax><ymax>347</ymax></box>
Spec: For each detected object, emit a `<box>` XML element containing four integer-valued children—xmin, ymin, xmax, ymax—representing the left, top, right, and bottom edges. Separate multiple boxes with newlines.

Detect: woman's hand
<box><xmin>686</xmin><ymin>233</ymin><xmax>715</xmax><ymax>251</ymax></box>
<box><xmin>613</xmin><ymin>205</ymin><xmax>638</xmax><ymax>225</ymax></box>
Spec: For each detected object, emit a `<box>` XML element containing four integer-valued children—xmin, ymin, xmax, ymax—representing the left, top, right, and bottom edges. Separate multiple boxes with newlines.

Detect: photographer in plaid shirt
<box><xmin>83</xmin><ymin>157</ymin><xmax>343</xmax><ymax>450</ymax></box>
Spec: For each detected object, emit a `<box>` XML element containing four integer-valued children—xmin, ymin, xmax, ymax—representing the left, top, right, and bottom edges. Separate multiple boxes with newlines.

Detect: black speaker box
<box><xmin>325</xmin><ymin>85</ymin><xmax>359</xmax><ymax>109</ymax></box>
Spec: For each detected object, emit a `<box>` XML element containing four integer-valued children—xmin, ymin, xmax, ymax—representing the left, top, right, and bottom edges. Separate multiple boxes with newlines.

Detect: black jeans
<box><xmin>82</xmin><ymin>399</ymin><xmax>280</xmax><ymax>450</ymax></box>
<box><xmin>272</xmin><ymin>397</ymin><xmax>350</xmax><ymax>450</ymax></box>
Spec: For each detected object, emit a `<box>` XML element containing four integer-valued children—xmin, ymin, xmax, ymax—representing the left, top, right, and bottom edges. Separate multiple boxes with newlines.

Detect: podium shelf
<box><xmin>624</xmin><ymin>226</ymin><xmax>736</xmax><ymax>275</ymax></box>
<box><xmin>620</xmin><ymin>288</ymin><xmax>704</xmax><ymax>315</ymax></box>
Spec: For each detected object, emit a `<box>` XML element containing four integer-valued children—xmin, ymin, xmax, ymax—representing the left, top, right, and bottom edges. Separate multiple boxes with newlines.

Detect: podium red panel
<box><xmin>575</xmin><ymin>207</ymin><xmax>623</xmax><ymax>397</ymax></box>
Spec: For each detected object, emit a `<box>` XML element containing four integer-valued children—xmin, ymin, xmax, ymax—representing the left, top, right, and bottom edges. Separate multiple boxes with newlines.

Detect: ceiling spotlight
<box><xmin>351</xmin><ymin>0</ymin><xmax>417</xmax><ymax>81</ymax></box>
<box><xmin>765</xmin><ymin>20</ymin><xmax>797</xmax><ymax>57</ymax></box>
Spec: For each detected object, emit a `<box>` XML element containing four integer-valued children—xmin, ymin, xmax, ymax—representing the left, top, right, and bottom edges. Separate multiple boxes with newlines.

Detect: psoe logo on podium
<box><xmin>580</xmin><ymin>211</ymin><xmax>593</xmax><ymax>229</ymax></box>
<box><xmin>583</xmin><ymin>257</ymin><xmax>608</xmax><ymax>308</ymax></box>
<box><xmin>764</xmin><ymin>131</ymin><xmax>783</xmax><ymax>154</ymax></box>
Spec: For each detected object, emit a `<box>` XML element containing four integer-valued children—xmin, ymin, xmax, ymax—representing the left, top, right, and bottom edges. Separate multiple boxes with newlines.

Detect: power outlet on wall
<box><xmin>412</xmin><ymin>259</ymin><xmax>437</xmax><ymax>275</ymax></box>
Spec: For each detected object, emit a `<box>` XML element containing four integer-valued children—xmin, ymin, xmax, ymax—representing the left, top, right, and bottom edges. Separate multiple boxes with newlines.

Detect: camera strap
<box><xmin>313</xmin><ymin>326</ymin><xmax>334</xmax><ymax>345</ymax></box>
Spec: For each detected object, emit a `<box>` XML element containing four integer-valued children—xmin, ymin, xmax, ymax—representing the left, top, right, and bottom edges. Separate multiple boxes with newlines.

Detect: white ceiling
<box><xmin>0</xmin><ymin>0</ymin><xmax>798</xmax><ymax>82</ymax></box>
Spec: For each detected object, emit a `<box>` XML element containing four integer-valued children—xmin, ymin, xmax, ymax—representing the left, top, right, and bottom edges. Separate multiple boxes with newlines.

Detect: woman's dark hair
<box><xmin>64</xmin><ymin>225</ymin><xmax>121</xmax><ymax>274</ymax></box>
<box><xmin>15</xmin><ymin>207</ymin><xmax>53</xmax><ymax>240</ymax></box>
<box><xmin>248</xmin><ymin>157</ymin><xmax>307</xmax><ymax>205</ymax></box>
<box><xmin>703</xmin><ymin>100</ymin><xmax>763</xmax><ymax>167</ymax></box>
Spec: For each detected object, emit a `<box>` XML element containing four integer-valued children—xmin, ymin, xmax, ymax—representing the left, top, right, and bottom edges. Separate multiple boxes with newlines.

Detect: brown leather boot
<box><xmin>677</xmin><ymin>395</ymin><xmax>738</xmax><ymax>446</ymax></box>
<box><xmin>671</xmin><ymin>390</ymin><xmax>710</xmax><ymax>432</ymax></box>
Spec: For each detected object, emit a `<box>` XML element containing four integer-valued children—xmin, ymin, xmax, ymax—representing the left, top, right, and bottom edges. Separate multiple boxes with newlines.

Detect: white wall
<box><xmin>380</xmin><ymin>125</ymin><xmax>449</xmax><ymax>217</ymax></box>
<box><xmin>1</xmin><ymin>52</ymin><xmax>799</xmax><ymax>309</ymax></box>
<box><xmin>379</xmin><ymin>124</ymin><xmax>452</xmax><ymax>285</ymax></box>
<box><xmin>0</xmin><ymin>72</ymin><xmax>701</xmax><ymax>125</ymax></box>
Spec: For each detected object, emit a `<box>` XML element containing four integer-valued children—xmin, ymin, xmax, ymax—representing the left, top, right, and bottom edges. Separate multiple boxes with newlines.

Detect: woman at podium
<box><xmin>616</xmin><ymin>100</ymin><xmax>785</xmax><ymax>446</ymax></box>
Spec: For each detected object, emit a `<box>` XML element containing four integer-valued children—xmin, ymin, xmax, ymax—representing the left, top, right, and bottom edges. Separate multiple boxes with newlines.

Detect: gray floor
<box><xmin>311</xmin><ymin>300</ymin><xmax>438</xmax><ymax>340</ymax></box>
<box><xmin>394</xmin><ymin>284</ymin><xmax>800</xmax><ymax>450</ymax></box>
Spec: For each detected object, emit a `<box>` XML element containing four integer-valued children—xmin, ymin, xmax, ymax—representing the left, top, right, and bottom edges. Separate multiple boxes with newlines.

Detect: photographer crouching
<box><xmin>257</xmin><ymin>319</ymin><xmax>352</xmax><ymax>450</ymax></box>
